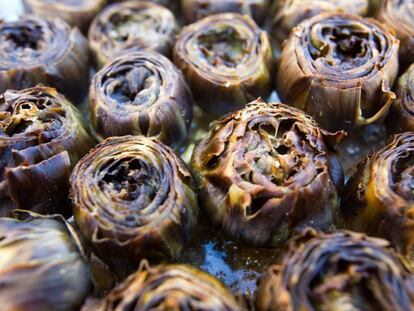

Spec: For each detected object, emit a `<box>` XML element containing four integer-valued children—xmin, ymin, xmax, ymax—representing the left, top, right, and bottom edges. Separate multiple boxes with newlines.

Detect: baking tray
<box><xmin>0</xmin><ymin>0</ymin><xmax>388</xmax><ymax>297</ymax></box>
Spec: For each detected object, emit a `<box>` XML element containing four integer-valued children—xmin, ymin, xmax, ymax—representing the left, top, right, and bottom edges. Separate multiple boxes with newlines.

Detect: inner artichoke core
<box><xmin>243</xmin><ymin>120</ymin><xmax>309</xmax><ymax>186</ymax></box>
<box><xmin>105</xmin><ymin>67</ymin><xmax>160</xmax><ymax>106</ymax></box>
<box><xmin>197</xmin><ymin>27</ymin><xmax>249</xmax><ymax>68</ymax></box>
<box><xmin>2</xmin><ymin>23</ymin><xmax>45</xmax><ymax>54</ymax></box>
<box><xmin>109</xmin><ymin>10</ymin><xmax>164</xmax><ymax>44</ymax></box>
<box><xmin>0</xmin><ymin>99</ymin><xmax>63</xmax><ymax>137</ymax></box>
<box><xmin>310</xmin><ymin>24</ymin><xmax>381</xmax><ymax>68</ymax></box>
<box><xmin>393</xmin><ymin>152</ymin><xmax>414</xmax><ymax>201</ymax></box>
<box><xmin>99</xmin><ymin>158</ymin><xmax>159</xmax><ymax>202</ymax></box>
<box><xmin>308</xmin><ymin>259</ymin><xmax>385</xmax><ymax>310</ymax></box>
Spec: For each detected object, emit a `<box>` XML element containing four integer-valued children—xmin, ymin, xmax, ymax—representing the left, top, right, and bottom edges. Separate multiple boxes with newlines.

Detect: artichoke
<box><xmin>182</xmin><ymin>0</ymin><xmax>270</xmax><ymax>25</ymax></box>
<box><xmin>71</xmin><ymin>135</ymin><xmax>199</xmax><ymax>279</ymax></box>
<box><xmin>255</xmin><ymin>229</ymin><xmax>414</xmax><ymax>311</ymax></box>
<box><xmin>89</xmin><ymin>51</ymin><xmax>193</xmax><ymax>148</ymax></box>
<box><xmin>191</xmin><ymin>99</ymin><xmax>344</xmax><ymax>247</ymax></box>
<box><xmin>89</xmin><ymin>1</ymin><xmax>178</xmax><ymax>69</ymax></box>
<box><xmin>0</xmin><ymin>16</ymin><xmax>89</xmax><ymax>104</ymax></box>
<box><xmin>386</xmin><ymin>64</ymin><xmax>414</xmax><ymax>133</ymax></box>
<box><xmin>22</xmin><ymin>0</ymin><xmax>107</xmax><ymax>34</ymax></box>
<box><xmin>174</xmin><ymin>13</ymin><xmax>273</xmax><ymax>116</ymax></box>
<box><xmin>342</xmin><ymin>132</ymin><xmax>414</xmax><ymax>259</ymax></box>
<box><xmin>0</xmin><ymin>86</ymin><xmax>95</xmax><ymax>217</ymax></box>
<box><xmin>272</xmin><ymin>0</ymin><xmax>369</xmax><ymax>44</ymax></box>
<box><xmin>0</xmin><ymin>211</ymin><xmax>90</xmax><ymax>311</ymax></box>
<box><xmin>376</xmin><ymin>0</ymin><xmax>414</xmax><ymax>69</ymax></box>
<box><xmin>99</xmin><ymin>263</ymin><xmax>243</xmax><ymax>311</ymax></box>
<box><xmin>277</xmin><ymin>13</ymin><xmax>399</xmax><ymax>132</ymax></box>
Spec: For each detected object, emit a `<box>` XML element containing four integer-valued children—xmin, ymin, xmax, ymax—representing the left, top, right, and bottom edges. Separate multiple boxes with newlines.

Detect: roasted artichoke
<box><xmin>174</xmin><ymin>13</ymin><xmax>273</xmax><ymax>116</ymax></box>
<box><xmin>0</xmin><ymin>86</ymin><xmax>95</xmax><ymax>217</ymax></box>
<box><xmin>272</xmin><ymin>0</ymin><xmax>368</xmax><ymax>44</ymax></box>
<box><xmin>342</xmin><ymin>132</ymin><xmax>414</xmax><ymax>259</ymax></box>
<box><xmin>0</xmin><ymin>211</ymin><xmax>90</xmax><ymax>311</ymax></box>
<box><xmin>23</xmin><ymin>0</ymin><xmax>107</xmax><ymax>34</ymax></box>
<box><xmin>71</xmin><ymin>136</ymin><xmax>199</xmax><ymax>278</ymax></box>
<box><xmin>255</xmin><ymin>229</ymin><xmax>414</xmax><ymax>311</ymax></box>
<box><xmin>277</xmin><ymin>13</ymin><xmax>399</xmax><ymax>131</ymax></box>
<box><xmin>98</xmin><ymin>263</ymin><xmax>243</xmax><ymax>311</ymax></box>
<box><xmin>376</xmin><ymin>0</ymin><xmax>414</xmax><ymax>69</ymax></box>
<box><xmin>0</xmin><ymin>16</ymin><xmax>89</xmax><ymax>104</ymax></box>
<box><xmin>89</xmin><ymin>1</ymin><xmax>178</xmax><ymax>68</ymax></box>
<box><xmin>386</xmin><ymin>63</ymin><xmax>414</xmax><ymax>133</ymax></box>
<box><xmin>191</xmin><ymin>99</ymin><xmax>344</xmax><ymax>247</ymax></box>
<box><xmin>89</xmin><ymin>51</ymin><xmax>193</xmax><ymax>148</ymax></box>
<box><xmin>182</xmin><ymin>0</ymin><xmax>270</xmax><ymax>25</ymax></box>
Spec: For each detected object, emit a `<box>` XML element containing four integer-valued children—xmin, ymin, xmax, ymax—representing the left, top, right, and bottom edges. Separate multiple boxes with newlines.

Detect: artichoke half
<box><xmin>89</xmin><ymin>51</ymin><xmax>193</xmax><ymax>148</ymax></box>
<box><xmin>191</xmin><ymin>99</ymin><xmax>344</xmax><ymax>247</ymax></box>
<box><xmin>376</xmin><ymin>0</ymin><xmax>414</xmax><ymax>69</ymax></box>
<box><xmin>71</xmin><ymin>136</ymin><xmax>199</xmax><ymax>279</ymax></box>
<box><xmin>89</xmin><ymin>1</ymin><xmax>178</xmax><ymax>69</ymax></box>
<box><xmin>342</xmin><ymin>132</ymin><xmax>414</xmax><ymax>260</ymax></box>
<box><xmin>255</xmin><ymin>229</ymin><xmax>414</xmax><ymax>311</ymax></box>
<box><xmin>174</xmin><ymin>13</ymin><xmax>273</xmax><ymax>116</ymax></box>
<box><xmin>98</xmin><ymin>263</ymin><xmax>243</xmax><ymax>311</ymax></box>
<box><xmin>387</xmin><ymin>64</ymin><xmax>414</xmax><ymax>133</ymax></box>
<box><xmin>23</xmin><ymin>0</ymin><xmax>107</xmax><ymax>34</ymax></box>
<box><xmin>0</xmin><ymin>86</ymin><xmax>95</xmax><ymax>217</ymax></box>
<box><xmin>272</xmin><ymin>0</ymin><xmax>369</xmax><ymax>44</ymax></box>
<box><xmin>0</xmin><ymin>212</ymin><xmax>91</xmax><ymax>311</ymax></box>
<box><xmin>277</xmin><ymin>13</ymin><xmax>399</xmax><ymax>131</ymax></box>
<box><xmin>182</xmin><ymin>0</ymin><xmax>270</xmax><ymax>25</ymax></box>
<box><xmin>0</xmin><ymin>16</ymin><xmax>89</xmax><ymax>104</ymax></box>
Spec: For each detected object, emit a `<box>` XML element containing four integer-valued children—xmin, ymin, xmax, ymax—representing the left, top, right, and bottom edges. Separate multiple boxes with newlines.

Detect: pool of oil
<box><xmin>177</xmin><ymin>224</ymin><xmax>280</xmax><ymax>296</ymax></box>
